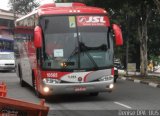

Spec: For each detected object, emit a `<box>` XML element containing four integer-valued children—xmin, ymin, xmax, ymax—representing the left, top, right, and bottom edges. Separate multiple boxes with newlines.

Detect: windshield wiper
<box><xmin>80</xmin><ymin>42</ymin><xmax>107</xmax><ymax>51</ymax></box>
<box><xmin>79</xmin><ymin>42</ymin><xmax>99</xmax><ymax>70</ymax></box>
<box><xmin>65</xmin><ymin>42</ymin><xmax>104</xmax><ymax>70</ymax></box>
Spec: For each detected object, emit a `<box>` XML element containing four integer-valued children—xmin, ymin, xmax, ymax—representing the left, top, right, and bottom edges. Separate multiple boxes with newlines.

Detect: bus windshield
<box><xmin>40</xmin><ymin>15</ymin><xmax>113</xmax><ymax>71</ymax></box>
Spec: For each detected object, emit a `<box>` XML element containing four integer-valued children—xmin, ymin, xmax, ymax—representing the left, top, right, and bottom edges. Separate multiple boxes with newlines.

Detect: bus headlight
<box><xmin>43</xmin><ymin>78</ymin><xmax>61</xmax><ymax>84</ymax></box>
<box><xmin>109</xmin><ymin>84</ymin><xmax>114</xmax><ymax>89</ymax></box>
<box><xmin>99</xmin><ymin>75</ymin><xmax>113</xmax><ymax>81</ymax></box>
<box><xmin>43</xmin><ymin>86</ymin><xmax>49</xmax><ymax>93</ymax></box>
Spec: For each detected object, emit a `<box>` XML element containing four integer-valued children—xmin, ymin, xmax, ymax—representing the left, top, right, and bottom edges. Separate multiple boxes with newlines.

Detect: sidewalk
<box><xmin>119</xmin><ymin>70</ymin><xmax>160</xmax><ymax>88</ymax></box>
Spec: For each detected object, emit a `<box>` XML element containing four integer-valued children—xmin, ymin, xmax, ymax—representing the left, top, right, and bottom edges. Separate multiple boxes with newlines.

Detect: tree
<box><xmin>148</xmin><ymin>0</ymin><xmax>160</xmax><ymax>64</ymax></box>
<box><xmin>153</xmin><ymin>0</ymin><xmax>160</xmax><ymax>11</ymax></box>
<box><xmin>135</xmin><ymin>1</ymin><xmax>152</xmax><ymax>76</ymax></box>
<box><xmin>9</xmin><ymin>0</ymin><xmax>39</xmax><ymax>15</ymax></box>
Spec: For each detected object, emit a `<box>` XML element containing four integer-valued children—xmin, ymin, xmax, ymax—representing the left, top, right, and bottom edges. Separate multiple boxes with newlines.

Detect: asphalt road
<box><xmin>0</xmin><ymin>71</ymin><xmax>160</xmax><ymax>116</ymax></box>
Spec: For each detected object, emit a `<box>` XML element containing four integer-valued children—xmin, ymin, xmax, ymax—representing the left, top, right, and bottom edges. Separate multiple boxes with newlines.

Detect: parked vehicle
<box><xmin>0</xmin><ymin>52</ymin><xmax>15</xmax><ymax>71</ymax></box>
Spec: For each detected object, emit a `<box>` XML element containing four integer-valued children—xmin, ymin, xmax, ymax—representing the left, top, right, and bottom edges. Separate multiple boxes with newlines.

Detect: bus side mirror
<box><xmin>112</xmin><ymin>24</ymin><xmax>123</xmax><ymax>46</ymax></box>
<box><xmin>34</xmin><ymin>26</ymin><xmax>42</xmax><ymax>48</ymax></box>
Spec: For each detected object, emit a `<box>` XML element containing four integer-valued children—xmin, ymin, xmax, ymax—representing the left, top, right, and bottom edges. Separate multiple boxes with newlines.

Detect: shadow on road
<box><xmin>45</xmin><ymin>94</ymin><xmax>109</xmax><ymax>103</ymax></box>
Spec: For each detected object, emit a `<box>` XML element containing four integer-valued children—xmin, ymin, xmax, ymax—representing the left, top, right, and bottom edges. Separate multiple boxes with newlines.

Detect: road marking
<box><xmin>114</xmin><ymin>102</ymin><xmax>132</xmax><ymax>109</ymax></box>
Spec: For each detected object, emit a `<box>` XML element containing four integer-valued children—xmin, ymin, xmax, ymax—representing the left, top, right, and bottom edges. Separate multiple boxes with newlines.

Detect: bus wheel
<box><xmin>89</xmin><ymin>92</ymin><xmax>99</xmax><ymax>96</ymax></box>
<box><xmin>20</xmin><ymin>77</ymin><xmax>26</xmax><ymax>87</ymax></box>
<box><xmin>19</xmin><ymin>67</ymin><xmax>25</xmax><ymax>87</ymax></box>
<box><xmin>32</xmin><ymin>73</ymin><xmax>43</xmax><ymax>98</ymax></box>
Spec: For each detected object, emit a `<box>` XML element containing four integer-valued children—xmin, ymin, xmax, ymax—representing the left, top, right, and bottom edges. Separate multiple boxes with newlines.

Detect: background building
<box><xmin>0</xmin><ymin>9</ymin><xmax>14</xmax><ymax>52</ymax></box>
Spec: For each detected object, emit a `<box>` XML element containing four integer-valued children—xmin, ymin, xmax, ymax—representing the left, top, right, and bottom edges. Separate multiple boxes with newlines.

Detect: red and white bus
<box><xmin>14</xmin><ymin>2</ymin><xmax>123</xmax><ymax>97</ymax></box>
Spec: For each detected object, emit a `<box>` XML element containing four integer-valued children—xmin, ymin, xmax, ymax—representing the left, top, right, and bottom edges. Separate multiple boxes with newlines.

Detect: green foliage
<box><xmin>148</xmin><ymin>10</ymin><xmax>160</xmax><ymax>57</ymax></box>
<box><xmin>149</xmin><ymin>55</ymin><xmax>160</xmax><ymax>65</ymax></box>
<box><xmin>9</xmin><ymin>0</ymin><xmax>39</xmax><ymax>15</ymax></box>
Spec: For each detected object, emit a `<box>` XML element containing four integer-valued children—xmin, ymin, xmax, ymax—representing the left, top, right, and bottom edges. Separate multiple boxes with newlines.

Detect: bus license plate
<box><xmin>74</xmin><ymin>87</ymin><xmax>86</xmax><ymax>92</ymax></box>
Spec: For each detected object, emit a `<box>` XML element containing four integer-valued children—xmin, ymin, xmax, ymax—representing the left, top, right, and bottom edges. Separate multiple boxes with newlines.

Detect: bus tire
<box><xmin>32</xmin><ymin>71</ymin><xmax>43</xmax><ymax>98</ymax></box>
<box><xmin>19</xmin><ymin>66</ymin><xmax>25</xmax><ymax>87</ymax></box>
<box><xmin>89</xmin><ymin>92</ymin><xmax>99</xmax><ymax>96</ymax></box>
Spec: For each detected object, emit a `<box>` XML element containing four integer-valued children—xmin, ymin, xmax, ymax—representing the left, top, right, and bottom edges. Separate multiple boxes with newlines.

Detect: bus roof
<box><xmin>16</xmin><ymin>2</ymin><xmax>108</xmax><ymax>22</ymax></box>
<box><xmin>37</xmin><ymin>3</ymin><xmax>107</xmax><ymax>16</ymax></box>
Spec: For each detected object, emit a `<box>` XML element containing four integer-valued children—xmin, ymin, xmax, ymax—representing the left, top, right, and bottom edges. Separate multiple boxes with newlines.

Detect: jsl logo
<box><xmin>78</xmin><ymin>16</ymin><xmax>106</xmax><ymax>23</ymax></box>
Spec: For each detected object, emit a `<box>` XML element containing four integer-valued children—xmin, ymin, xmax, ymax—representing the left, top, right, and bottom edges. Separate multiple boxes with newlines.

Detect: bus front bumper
<box><xmin>40</xmin><ymin>80</ymin><xmax>114</xmax><ymax>95</ymax></box>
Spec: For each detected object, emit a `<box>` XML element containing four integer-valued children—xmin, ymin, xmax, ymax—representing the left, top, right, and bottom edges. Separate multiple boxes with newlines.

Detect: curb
<box><xmin>120</xmin><ymin>77</ymin><xmax>160</xmax><ymax>88</ymax></box>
